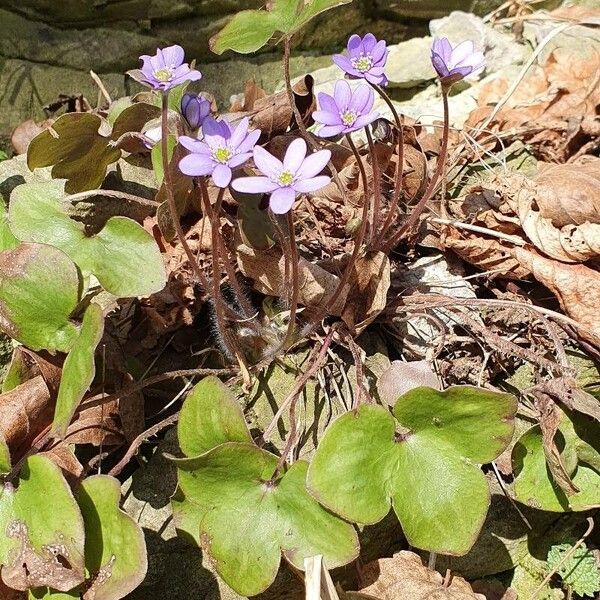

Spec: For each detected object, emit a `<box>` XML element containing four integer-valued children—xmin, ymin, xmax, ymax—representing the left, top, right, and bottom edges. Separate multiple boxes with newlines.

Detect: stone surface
<box><xmin>0</xmin><ymin>0</ymin><xmax>509</xmax><ymax>140</ymax></box>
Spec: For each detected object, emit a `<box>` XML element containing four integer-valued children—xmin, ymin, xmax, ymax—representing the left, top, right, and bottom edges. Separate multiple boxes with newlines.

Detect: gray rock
<box><xmin>386</xmin><ymin>37</ymin><xmax>436</xmax><ymax>88</ymax></box>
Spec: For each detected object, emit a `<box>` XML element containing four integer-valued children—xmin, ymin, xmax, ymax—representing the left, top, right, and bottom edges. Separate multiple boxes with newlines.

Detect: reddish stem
<box><xmin>383</xmin><ymin>88</ymin><xmax>450</xmax><ymax>251</ymax></box>
<box><xmin>371</xmin><ymin>83</ymin><xmax>405</xmax><ymax>242</ymax></box>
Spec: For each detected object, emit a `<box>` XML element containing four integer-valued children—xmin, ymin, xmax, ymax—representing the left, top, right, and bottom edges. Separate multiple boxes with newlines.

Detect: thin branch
<box><xmin>108</xmin><ymin>412</ymin><xmax>180</xmax><ymax>477</ymax></box>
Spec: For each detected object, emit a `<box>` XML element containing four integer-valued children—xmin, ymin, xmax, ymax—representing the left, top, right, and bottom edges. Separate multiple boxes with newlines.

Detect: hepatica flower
<box><xmin>333</xmin><ymin>33</ymin><xmax>389</xmax><ymax>86</ymax></box>
<box><xmin>137</xmin><ymin>45</ymin><xmax>202</xmax><ymax>91</ymax></box>
<box><xmin>179</xmin><ymin>117</ymin><xmax>260</xmax><ymax>188</ymax></box>
<box><xmin>431</xmin><ymin>38</ymin><xmax>485</xmax><ymax>86</ymax></box>
<box><xmin>181</xmin><ymin>92</ymin><xmax>211</xmax><ymax>129</ymax></box>
<box><xmin>232</xmin><ymin>139</ymin><xmax>331</xmax><ymax>214</ymax></box>
<box><xmin>313</xmin><ymin>80</ymin><xmax>379</xmax><ymax>138</ymax></box>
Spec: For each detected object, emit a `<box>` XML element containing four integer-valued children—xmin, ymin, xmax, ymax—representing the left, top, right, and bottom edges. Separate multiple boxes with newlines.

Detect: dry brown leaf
<box><xmin>39</xmin><ymin>445</ymin><xmax>84</xmax><ymax>485</ymax></box>
<box><xmin>229</xmin><ymin>79</ymin><xmax>267</xmax><ymax>112</ymax></box>
<box><xmin>506</xmin><ymin>161</ymin><xmax>600</xmax><ymax>262</ymax></box>
<box><xmin>341</xmin><ymin>251</ymin><xmax>390</xmax><ymax>334</ymax></box>
<box><xmin>355</xmin><ymin>551</ymin><xmax>486</xmax><ymax>600</ymax></box>
<box><xmin>545</xmin><ymin>45</ymin><xmax>600</xmax><ymax>119</ymax></box>
<box><xmin>0</xmin><ymin>376</ymin><xmax>52</xmax><ymax>458</ymax></box>
<box><xmin>230</xmin><ymin>75</ymin><xmax>315</xmax><ymax>139</ymax></box>
<box><xmin>443</xmin><ymin>232</ymin><xmax>530</xmax><ymax>279</ymax></box>
<box><xmin>65</xmin><ymin>393</ymin><xmax>122</xmax><ymax>446</ymax></box>
<box><xmin>511</xmin><ymin>246</ymin><xmax>600</xmax><ymax>346</ymax></box>
<box><xmin>236</xmin><ymin>243</ymin><xmax>343</xmax><ymax>313</ymax></box>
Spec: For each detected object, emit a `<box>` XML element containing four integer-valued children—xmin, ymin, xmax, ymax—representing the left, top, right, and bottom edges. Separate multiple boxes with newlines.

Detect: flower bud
<box><xmin>181</xmin><ymin>93</ymin><xmax>211</xmax><ymax>130</ymax></box>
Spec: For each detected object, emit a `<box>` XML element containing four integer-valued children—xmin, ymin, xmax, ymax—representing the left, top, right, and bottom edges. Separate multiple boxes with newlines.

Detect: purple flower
<box><xmin>181</xmin><ymin>92</ymin><xmax>211</xmax><ymax>129</ymax></box>
<box><xmin>179</xmin><ymin>117</ymin><xmax>260</xmax><ymax>188</ymax></box>
<box><xmin>312</xmin><ymin>80</ymin><xmax>379</xmax><ymax>138</ymax></box>
<box><xmin>430</xmin><ymin>38</ymin><xmax>485</xmax><ymax>86</ymax></box>
<box><xmin>333</xmin><ymin>33</ymin><xmax>389</xmax><ymax>86</ymax></box>
<box><xmin>231</xmin><ymin>139</ymin><xmax>331</xmax><ymax>214</ymax></box>
<box><xmin>138</xmin><ymin>45</ymin><xmax>202</xmax><ymax>91</ymax></box>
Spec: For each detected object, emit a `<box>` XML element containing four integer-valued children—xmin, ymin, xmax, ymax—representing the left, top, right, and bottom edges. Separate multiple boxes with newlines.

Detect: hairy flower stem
<box><xmin>370</xmin><ymin>82</ymin><xmax>405</xmax><ymax>242</ymax></box>
<box><xmin>200</xmin><ymin>185</ymin><xmax>252</xmax><ymax>381</ymax></box>
<box><xmin>383</xmin><ymin>87</ymin><xmax>450</xmax><ymax>252</ymax></box>
<box><xmin>283</xmin><ymin>211</ymin><xmax>300</xmax><ymax>350</ymax></box>
<box><xmin>199</xmin><ymin>183</ymin><xmax>255</xmax><ymax>320</ymax></box>
<box><xmin>160</xmin><ymin>92</ymin><xmax>210</xmax><ymax>294</ymax></box>
<box><xmin>365</xmin><ymin>127</ymin><xmax>382</xmax><ymax>244</ymax></box>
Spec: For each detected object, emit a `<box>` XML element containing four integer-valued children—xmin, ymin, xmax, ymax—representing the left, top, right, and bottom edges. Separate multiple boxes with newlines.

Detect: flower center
<box><xmin>352</xmin><ymin>54</ymin><xmax>373</xmax><ymax>73</ymax></box>
<box><xmin>278</xmin><ymin>170</ymin><xmax>294</xmax><ymax>186</ymax></box>
<box><xmin>153</xmin><ymin>67</ymin><xmax>174</xmax><ymax>82</ymax></box>
<box><xmin>213</xmin><ymin>147</ymin><xmax>233</xmax><ymax>163</ymax></box>
<box><xmin>341</xmin><ymin>110</ymin><xmax>358</xmax><ymax>126</ymax></box>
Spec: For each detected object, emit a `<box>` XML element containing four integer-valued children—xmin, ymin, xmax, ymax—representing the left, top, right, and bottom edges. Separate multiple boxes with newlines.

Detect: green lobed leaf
<box><xmin>307</xmin><ymin>386</ymin><xmax>517</xmax><ymax>556</ymax></box>
<box><xmin>52</xmin><ymin>303</ymin><xmax>105</xmax><ymax>439</ymax></box>
<box><xmin>9</xmin><ymin>181</ymin><xmax>167</xmax><ymax>298</ymax></box>
<box><xmin>210</xmin><ymin>0</ymin><xmax>352</xmax><ymax>54</ymax></box>
<box><xmin>76</xmin><ymin>475</ymin><xmax>147</xmax><ymax>600</ymax></box>
<box><xmin>0</xmin><ymin>455</ymin><xmax>85</xmax><ymax>592</ymax></box>
<box><xmin>174</xmin><ymin>443</ymin><xmax>359</xmax><ymax>596</ymax></box>
<box><xmin>513</xmin><ymin>422</ymin><xmax>600</xmax><ymax>512</ymax></box>
<box><xmin>27</xmin><ymin>113</ymin><xmax>121</xmax><ymax>193</ymax></box>
<box><xmin>0</xmin><ymin>243</ymin><xmax>79</xmax><ymax>352</ymax></box>
<box><xmin>178</xmin><ymin>376</ymin><xmax>252</xmax><ymax>457</ymax></box>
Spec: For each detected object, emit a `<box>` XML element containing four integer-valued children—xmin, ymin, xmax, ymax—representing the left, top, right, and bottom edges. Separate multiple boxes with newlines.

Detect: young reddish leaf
<box><xmin>27</xmin><ymin>113</ymin><xmax>121</xmax><ymax>193</ymax></box>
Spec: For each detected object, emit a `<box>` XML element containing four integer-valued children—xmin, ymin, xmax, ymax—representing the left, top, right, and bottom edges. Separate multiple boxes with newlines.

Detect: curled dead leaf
<box><xmin>506</xmin><ymin>160</ymin><xmax>600</xmax><ymax>262</ymax></box>
<box><xmin>355</xmin><ymin>551</ymin><xmax>486</xmax><ymax>600</ymax></box>
<box><xmin>341</xmin><ymin>251</ymin><xmax>391</xmax><ymax>334</ymax></box>
<box><xmin>236</xmin><ymin>243</ymin><xmax>343</xmax><ymax>313</ymax></box>
<box><xmin>0</xmin><ymin>376</ymin><xmax>52</xmax><ymax>458</ymax></box>
<box><xmin>511</xmin><ymin>246</ymin><xmax>600</xmax><ymax>347</ymax></box>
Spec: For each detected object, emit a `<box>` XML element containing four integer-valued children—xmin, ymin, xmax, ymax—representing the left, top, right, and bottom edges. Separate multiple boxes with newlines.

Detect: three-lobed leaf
<box><xmin>52</xmin><ymin>303</ymin><xmax>105</xmax><ymax>439</ymax></box>
<box><xmin>307</xmin><ymin>386</ymin><xmax>517</xmax><ymax>556</ymax></box>
<box><xmin>9</xmin><ymin>181</ymin><xmax>166</xmax><ymax>298</ymax></box>
<box><xmin>175</xmin><ymin>444</ymin><xmax>359</xmax><ymax>596</ymax></box>
<box><xmin>173</xmin><ymin>376</ymin><xmax>359</xmax><ymax>596</ymax></box>
<box><xmin>210</xmin><ymin>0</ymin><xmax>352</xmax><ymax>54</ymax></box>
<box><xmin>27</xmin><ymin>113</ymin><xmax>121</xmax><ymax>193</ymax></box>
<box><xmin>0</xmin><ymin>243</ymin><xmax>80</xmax><ymax>352</ymax></box>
